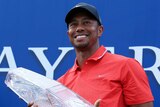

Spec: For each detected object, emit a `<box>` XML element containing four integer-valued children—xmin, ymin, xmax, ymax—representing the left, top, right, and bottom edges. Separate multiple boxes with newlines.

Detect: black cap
<box><xmin>65</xmin><ymin>2</ymin><xmax>102</xmax><ymax>26</ymax></box>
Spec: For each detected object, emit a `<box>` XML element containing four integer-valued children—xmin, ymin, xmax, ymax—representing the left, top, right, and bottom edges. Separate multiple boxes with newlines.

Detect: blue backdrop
<box><xmin>0</xmin><ymin>0</ymin><xmax>159</xmax><ymax>106</ymax></box>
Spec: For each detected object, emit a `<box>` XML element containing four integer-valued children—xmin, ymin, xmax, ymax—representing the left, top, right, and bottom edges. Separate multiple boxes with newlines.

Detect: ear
<box><xmin>98</xmin><ymin>25</ymin><xmax>104</xmax><ymax>37</ymax></box>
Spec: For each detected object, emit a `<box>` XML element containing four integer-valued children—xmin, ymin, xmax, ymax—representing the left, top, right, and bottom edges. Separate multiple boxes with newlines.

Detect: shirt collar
<box><xmin>88</xmin><ymin>45</ymin><xmax>107</xmax><ymax>61</ymax></box>
<box><xmin>70</xmin><ymin>45</ymin><xmax>107</xmax><ymax>72</ymax></box>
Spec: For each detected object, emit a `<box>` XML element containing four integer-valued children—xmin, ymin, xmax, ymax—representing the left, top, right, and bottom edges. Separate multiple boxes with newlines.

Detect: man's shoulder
<box><xmin>104</xmin><ymin>52</ymin><xmax>132</xmax><ymax>62</ymax></box>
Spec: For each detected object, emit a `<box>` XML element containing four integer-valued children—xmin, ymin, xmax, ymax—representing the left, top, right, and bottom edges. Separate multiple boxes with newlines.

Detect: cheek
<box><xmin>68</xmin><ymin>29</ymin><xmax>75</xmax><ymax>36</ymax></box>
<box><xmin>89</xmin><ymin>26</ymin><xmax>99</xmax><ymax>35</ymax></box>
<box><xmin>90</xmin><ymin>26</ymin><xmax>97</xmax><ymax>31</ymax></box>
<box><xmin>67</xmin><ymin>30</ymin><xmax>74</xmax><ymax>42</ymax></box>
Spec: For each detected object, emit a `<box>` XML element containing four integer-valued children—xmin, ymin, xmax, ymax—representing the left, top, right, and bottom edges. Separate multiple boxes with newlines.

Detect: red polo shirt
<box><xmin>58</xmin><ymin>46</ymin><xmax>154</xmax><ymax>107</ymax></box>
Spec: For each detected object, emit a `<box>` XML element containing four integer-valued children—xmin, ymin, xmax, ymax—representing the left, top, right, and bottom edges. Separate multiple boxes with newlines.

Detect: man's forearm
<box><xmin>129</xmin><ymin>102</ymin><xmax>153</xmax><ymax>107</ymax></box>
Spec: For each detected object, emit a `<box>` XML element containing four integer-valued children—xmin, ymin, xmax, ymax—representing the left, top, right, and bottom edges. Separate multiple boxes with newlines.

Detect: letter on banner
<box><xmin>0</xmin><ymin>47</ymin><xmax>17</xmax><ymax>72</ymax></box>
<box><xmin>129</xmin><ymin>46</ymin><xmax>160</xmax><ymax>85</ymax></box>
<box><xmin>105</xmin><ymin>47</ymin><xmax>115</xmax><ymax>54</ymax></box>
<box><xmin>28</xmin><ymin>47</ymin><xmax>73</xmax><ymax>79</ymax></box>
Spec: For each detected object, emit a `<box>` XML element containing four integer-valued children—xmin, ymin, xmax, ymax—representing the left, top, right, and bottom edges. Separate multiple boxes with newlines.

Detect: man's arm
<box><xmin>129</xmin><ymin>102</ymin><xmax>153</xmax><ymax>107</ymax></box>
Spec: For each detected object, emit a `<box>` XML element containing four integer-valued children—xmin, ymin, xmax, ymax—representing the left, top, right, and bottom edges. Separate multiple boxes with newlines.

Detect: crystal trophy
<box><xmin>5</xmin><ymin>67</ymin><xmax>94</xmax><ymax>107</ymax></box>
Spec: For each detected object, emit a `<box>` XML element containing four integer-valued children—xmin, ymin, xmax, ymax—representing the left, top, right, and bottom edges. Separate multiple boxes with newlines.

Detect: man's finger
<box><xmin>28</xmin><ymin>102</ymin><xmax>34</xmax><ymax>107</ymax></box>
<box><xmin>94</xmin><ymin>99</ymin><xmax>101</xmax><ymax>107</ymax></box>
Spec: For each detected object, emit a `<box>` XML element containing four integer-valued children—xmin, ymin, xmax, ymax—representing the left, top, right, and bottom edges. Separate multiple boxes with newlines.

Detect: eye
<box><xmin>69</xmin><ymin>22</ymin><xmax>77</xmax><ymax>28</ymax></box>
<box><xmin>83</xmin><ymin>20</ymin><xmax>91</xmax><ymax>25</ymax></box>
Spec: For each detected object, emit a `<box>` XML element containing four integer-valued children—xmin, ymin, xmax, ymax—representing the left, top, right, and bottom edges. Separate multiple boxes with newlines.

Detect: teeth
<box><xmin>76</xmin><ymin>35</ymin><xmax>86</xmax><ymax>39</ymax></box>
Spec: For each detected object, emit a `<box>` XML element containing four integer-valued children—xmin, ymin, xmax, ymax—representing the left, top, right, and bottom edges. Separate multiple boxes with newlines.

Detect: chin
<box><xmin>74</xmin><ymin>44</ymin><xmax>89</xmax><ymax>49</ymax></box>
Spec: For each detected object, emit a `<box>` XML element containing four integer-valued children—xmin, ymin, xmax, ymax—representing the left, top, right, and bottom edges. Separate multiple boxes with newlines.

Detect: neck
<box><xmin>75</xmin><ymin>44</ymin><xmax>100</xmax><ymax>68</ymax></box>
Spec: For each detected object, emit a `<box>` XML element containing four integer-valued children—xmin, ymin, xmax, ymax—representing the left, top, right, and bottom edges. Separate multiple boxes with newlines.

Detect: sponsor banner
<box><xmin>0</xmin><ymin>0</ymin><xmax>160</xmax><ymax>107</ymax></box>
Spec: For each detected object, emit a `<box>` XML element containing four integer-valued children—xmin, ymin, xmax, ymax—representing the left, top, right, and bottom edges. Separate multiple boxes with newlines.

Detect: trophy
<box><xmin>5</xmin><ymin>67</ymin><xmax>94</xmax><ymax>107</ymax></box>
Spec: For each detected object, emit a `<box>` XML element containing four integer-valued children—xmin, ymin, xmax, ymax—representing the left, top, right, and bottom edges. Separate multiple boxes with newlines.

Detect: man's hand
<box><xmin>28</xmin><ymin>102</ymin><xmax>38</xmax><ymax>107</ymax></box>
<box><xmin>94</xmin><ymin>99</ymin><xmax>101</xmax><ymax>107</ymax></box>
<box><xmin>27</xmin><ymin>100</ymin><xmax>54</xmax><ymax>107</ymax></box>
<box><xmin>28</xmin><ymin>99</ymin><xmax>101</xmax><ymax>107</ymax></box>
<box><xmin>129</xmin><ymin>102</ymin><xmax>153</xmax><ymax>107</ymax></box>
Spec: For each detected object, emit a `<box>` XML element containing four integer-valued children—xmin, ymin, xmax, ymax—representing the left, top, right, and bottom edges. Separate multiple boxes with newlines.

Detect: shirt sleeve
<box><xmin>121</xmin><ymin>58</ymin><xmax>154</xmax><ymax>105</ymax></box>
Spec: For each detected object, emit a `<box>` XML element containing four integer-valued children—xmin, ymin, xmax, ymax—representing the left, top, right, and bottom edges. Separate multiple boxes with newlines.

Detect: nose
<box><xmin>76</xmin><ymin>24</ymin><xmax>84</xmax><ymax>32</ymax></box>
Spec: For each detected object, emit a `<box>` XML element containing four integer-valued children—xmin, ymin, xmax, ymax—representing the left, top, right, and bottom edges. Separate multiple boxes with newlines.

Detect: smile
<box><xmin>74</xmin><ymin>34</ymin><xmax>88</xmax><ymax>39</ymax></box>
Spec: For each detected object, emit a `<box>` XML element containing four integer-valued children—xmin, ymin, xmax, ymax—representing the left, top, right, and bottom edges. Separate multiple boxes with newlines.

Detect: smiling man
<box><xmin>28</xmin><ymin>2</ymin><xmax>154</xmax><ymax>107</ymax></box>
<box><xmin>58</xmin><ymin>2</ymin><xmax>154</xmax><ymax>107</ymax></box>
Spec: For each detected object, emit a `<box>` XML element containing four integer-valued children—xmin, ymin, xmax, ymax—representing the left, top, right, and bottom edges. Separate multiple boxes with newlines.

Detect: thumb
<box><xmin>94</xmin><ymin>99</ymin><xmax>101</xmax><ymax>107</ymax></box>
<box><xmin>28</xmin><ymin>102</ymin><xmax>34</xmax><ymax>107</ymax></box>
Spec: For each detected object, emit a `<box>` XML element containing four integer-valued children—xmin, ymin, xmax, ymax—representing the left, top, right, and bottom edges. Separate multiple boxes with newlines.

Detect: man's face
<box><xmin>67</xmin><ymin>12</ymin><xmax>103</xmax><ymax>50</ymax></box>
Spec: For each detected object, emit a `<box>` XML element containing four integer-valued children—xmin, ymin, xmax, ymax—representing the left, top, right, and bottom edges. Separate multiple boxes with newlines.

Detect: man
<box><xmin>29</xmin><ymin>2</ymin><xmax>154</xmax><ymax>107</ymax></box>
